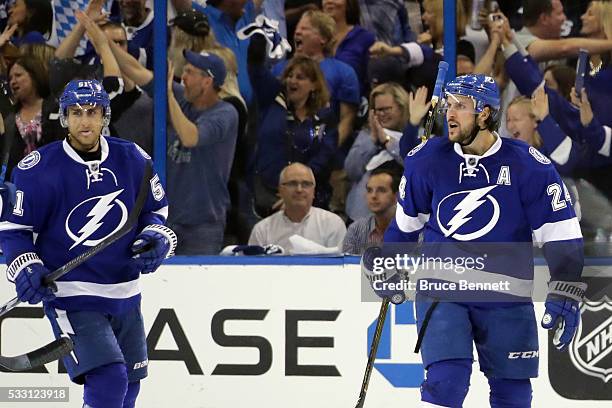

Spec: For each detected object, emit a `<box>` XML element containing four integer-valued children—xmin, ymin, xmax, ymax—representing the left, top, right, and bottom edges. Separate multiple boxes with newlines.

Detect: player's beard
<box><xmin>68</xmin><ymin>132</ymin><xmax>101</xmax><ymax>153</ymax></box>
<box><xmin>449</xmin><ymin>121</ymin><xmax>475</xmax><ymax>144</ymax></box>
<box><xmin>450</xmin><ymin>114</ymin><xmax>486</xmax><ymax>147</ymax></box>
<box><xmin>458</xmin><ymin>123</ymin><xmax>477</xmax><ymax>145</ymax></box>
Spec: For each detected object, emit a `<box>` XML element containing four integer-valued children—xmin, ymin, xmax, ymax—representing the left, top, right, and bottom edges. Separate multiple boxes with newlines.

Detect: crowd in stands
<box><xmin>0</xmin><ymin>0</ymin><xmax>610</xmax><ymax>255</ymax></box>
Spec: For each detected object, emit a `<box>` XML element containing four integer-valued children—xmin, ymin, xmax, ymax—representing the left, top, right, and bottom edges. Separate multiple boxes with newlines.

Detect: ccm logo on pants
<box><xmin>508</xmin><ymin>351</ymin><xmax>539</xmax><ymax>359</ymax></box>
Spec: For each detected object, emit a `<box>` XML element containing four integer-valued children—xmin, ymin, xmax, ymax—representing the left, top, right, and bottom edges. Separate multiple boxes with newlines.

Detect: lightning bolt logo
<box><xmin>66</xmin><ymin>189</ymin><xmax>128</xmax><ymax>249</ymax></box>
<box><xmin>437</xmin><ymin>185</ymin><xmax>500</xmax><ymax>241</ymax></box>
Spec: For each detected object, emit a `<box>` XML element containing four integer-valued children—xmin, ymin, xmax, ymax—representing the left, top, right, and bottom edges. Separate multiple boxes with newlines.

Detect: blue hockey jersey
<box><xmin>0</xmin><ymin>136</ymin><xmax>168</xmax><ymax>315</ymax></box>
<box><xmin>385</xmin><ymin>135</ymin><xmax>584</xmax><ymax>301</ymax></box>
<box><xmin>505</xmin><ymin>51</ymin><xmax>612</xmax><ymax>159</ymax></box>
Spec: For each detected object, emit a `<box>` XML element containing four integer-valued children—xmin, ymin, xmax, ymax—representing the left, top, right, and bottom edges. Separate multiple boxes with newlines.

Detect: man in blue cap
<box><xmin>106</xmin><ymin>36</ymin><xmax>239</xmax><ymax>254</ymax></box>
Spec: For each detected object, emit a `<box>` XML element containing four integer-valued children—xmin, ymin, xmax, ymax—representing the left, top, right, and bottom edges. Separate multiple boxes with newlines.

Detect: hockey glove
<box><xmin>0</xmin><ymin>181</ymin><xmax>16</xmax><ymax>220</ymax></box>
<box><xmin>15</xmin><ymin>263</ymin><xmax>56</xmax><ymax>305</ymax></box>
<box><xmin>237</xmin><ymin>15</ymin><xmax>292</xmax><ymax>59</ymax></box>
<box><xmin>131</xmin><ymin>225</ymin><xmax>178</xmax><ymax>274</ymax></box>
<box><xmin>361</xmin><ymin>246</ymin><xmax>407</xmax><ymax>304</ymax></box>
<box><xmin>541</xmin><ymin>280</ymin><xmax>587</xmax><ymax>351</ymax></box>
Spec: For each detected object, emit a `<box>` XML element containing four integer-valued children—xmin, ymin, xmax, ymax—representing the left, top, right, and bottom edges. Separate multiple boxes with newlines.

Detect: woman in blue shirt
<box><xmin>249</xmin><ymin>34</ymin><xmax>338</xmax><ymax>217</ymax></box>
<box><xmin>323</xmin><ymin>0</ymin><xmax>375</xmax><ymax>99</ymax></box>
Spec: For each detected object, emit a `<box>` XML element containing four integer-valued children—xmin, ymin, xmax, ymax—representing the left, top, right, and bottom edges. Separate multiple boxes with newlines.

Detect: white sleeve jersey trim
<box><xmin>532</xmin><ymin>217</ymin><xmax>582</xmax><ymax>246</ymax></box>
<box><xmin>54</xmin><ymin>278</ymin><xmax>141</xmax><ymax>299</ymax></box>
<box><xmin>420</xmin><ymin>402</ymin><xmax>448</xmax><ymax>407</ymax></box>
<box><xmin>138</xmin><ymin>48</ymin><xmax>147</xmax><ymax>67</ymax></box>
<box><xmin>153</xmin><ymin>205</ymin><xmax>169</xmax><ymax>221</ymax></box>
<box><xmin>550</xmin><ymin>136</ymin><xmax>572</xmax><ymax>165</ymax></box>
<box><xmin>0</xmin><ymin>222</ymin><xmax>33</xmax><ymax>232</ymax></box>
<box><xmin>106</xmin><ymin>77</ymin><xmax>124</xmax><ymax>100</ymax></box>
<box><xmin>401</xmin><ymin>42</ymin><xmax>424</xmax><ymax>67</ymax></box>
<box><xmin>395</xmin><ymin>205</ymin><xmax>430</xmax><ymax>233</ymax></box>
<box><xmin>598</xmin><ymin>126</ymin><xmax>611</xmax><ymax>157</ymax></box>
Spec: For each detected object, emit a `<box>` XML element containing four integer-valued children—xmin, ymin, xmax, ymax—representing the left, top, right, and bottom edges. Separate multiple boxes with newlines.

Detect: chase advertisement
<box><xmin>0</xmin><ymin>261</ymin><xmax>611</xmax><ymax>407</ymax></box>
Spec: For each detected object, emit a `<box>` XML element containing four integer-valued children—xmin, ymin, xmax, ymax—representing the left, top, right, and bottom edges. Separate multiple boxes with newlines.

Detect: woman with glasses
<box><xmin>345</xmin><ymin>82</ymin><xmax>420</xmax><ymax>222</ymax></box>
<box><xmin>249</xmin><ymin>33</ymin><xmax>339</xmax><ymax>217</ymax></box>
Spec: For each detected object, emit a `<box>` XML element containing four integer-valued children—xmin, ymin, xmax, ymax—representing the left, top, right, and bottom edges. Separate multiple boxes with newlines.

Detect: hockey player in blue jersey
<box><xmin>364</xmin><ymin>74</ymin><xmax>586</xmax><ymax>407</ymax></box>
<box><xmin>0</xmin><ymin>182</ymin><xmax>15</xmax><ymax>219</ymax></box>
<box><xmin>0</xmin><ymin>79</ymin><xmax>177</xmax><ymax>408</ymax></box>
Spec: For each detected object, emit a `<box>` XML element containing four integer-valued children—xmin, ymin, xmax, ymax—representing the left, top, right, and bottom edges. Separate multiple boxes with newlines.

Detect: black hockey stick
<box><xmin>354</xmin><ymin>297</ymin><xmax>390</xmax><ymax>408</ymax></box>
<box><xmin>0</xmin><ymin>160</ymin><xmax>153</xmax><ymax>371</ymax></box>
<box><xmin>0</xmin><ymin>337</ymin><xmax>73</xmax><ymax>371</ymax></box>
<box><xmin>422</xmin><ymin>61</ymin><xmax>449</xmax><ymax>140</ymax></box>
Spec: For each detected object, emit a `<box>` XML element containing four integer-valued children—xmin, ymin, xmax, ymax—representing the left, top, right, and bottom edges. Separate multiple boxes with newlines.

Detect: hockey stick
<box><xmin>0</xmin><ymin>160</ymin><xmax>152</xmax><ymax>371</ymax></box>
<box><xmin>0</xmin><ymin>337</ymin><xmax>73</xmax><ymax>371</ymax></box>
<box><xmin>421</xmin><ymin>61</ymin><xmax>449</xmax><ymax>140</ymax></box>
<box><xmin>354</xmin><ymin>297</ymin><xmax>390</xmax><ymax>408</ymax></box>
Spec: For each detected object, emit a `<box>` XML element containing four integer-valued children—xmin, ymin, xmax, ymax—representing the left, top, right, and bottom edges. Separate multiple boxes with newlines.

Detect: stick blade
<box><xmin>0</xmin><ymin>337</ymin><xmax>73</xmax><ymax>371</ymax></box>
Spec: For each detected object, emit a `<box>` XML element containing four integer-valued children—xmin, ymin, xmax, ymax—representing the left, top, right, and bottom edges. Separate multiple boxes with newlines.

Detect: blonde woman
<box><xmin>506</xmin><ymin>90</ymin><xmax>582</xmax><ymax>176</ymax></box>
<box><xmin>344</xmin><ymin>82</ymin><xmax>411</xmax><ymax>221</ymax></box>
<box><xmin>273</xmin><ymin>10</ymin><xmax>360</xmax><ymax>146</ymax></box>
<box><xmin>504</xmin><ymin>1</ymin><xmax>612</xmax><ymax>160</ymax></box>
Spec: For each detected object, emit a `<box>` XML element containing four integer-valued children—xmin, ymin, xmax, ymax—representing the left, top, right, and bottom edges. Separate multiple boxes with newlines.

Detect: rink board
<box><xmin>0</xmin><ymin>257</ymin><xmax>611</xmax><ymax>408</ymax></box>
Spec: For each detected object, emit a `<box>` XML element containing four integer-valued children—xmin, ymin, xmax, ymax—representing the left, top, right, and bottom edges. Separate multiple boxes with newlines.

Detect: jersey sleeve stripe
<box><xmin>598</xmin><ymin>126</ymin><xmax>611</xmax><ymax>157</ymax></box>
<box><xmin>532</xmin><ymin>217</ymin><xmax>582</xmax><ymax>245</ymax></box>
<box><xmin>153</xmin><ymin>206</ymin><xmax>168</xmax><ymax>221</ymax></box>
<box><xmin>549</xmin><ymin>136</ymin><xmax>572</xmax><ymax>165</ymax></box>
<box><xmin>106</xmin><ymin>77</ymin><xmax>124</xmax><ymax>100</ymax></box>
<box><xmin>395</xmin><ymin>205</ymin><xmax>430</xmax><ymax>233</ymax></box>
<box><xmin>400</xmin><ymin>42</ymin><xmax>424</xmax><ymax>67</ymax></box>
<box><xmin>54</xmin><ymin>278</ymin><xmax>141</xmax><ymax>299</ymax></box>
<box><xmin>0</xmin><ymin>222</ymin><xmax>33</xmax><ymax>232</ymax></box>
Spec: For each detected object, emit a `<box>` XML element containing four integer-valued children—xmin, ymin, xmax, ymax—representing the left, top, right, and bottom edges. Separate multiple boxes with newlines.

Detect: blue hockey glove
<box><xmin>541</xmin><ymin>280</ymin><xmax>587</xmax><ymax>351</ymax></box>
<box><xmin>237</xmin><ymin>15</ymin><xmax>292</xmax><ymax>58</ymax></box>
<box><xmin>361</xmin><ymin>246</ymin><xmax>407</xmax><ymax>304</ymax></box>
<box><xmin>0</xmin><ymin>181</ymin><xmax>16</xmax><ymax>220</ymax></box>
<box><xmin>131</xmin><ymin>225</ymin><xmax>177</xmax><ymax>274</ymax></box>
<box><xmin>15</xmin><ymin>263</ymin><xmax>56</xmax><ymax>305</ymax></box>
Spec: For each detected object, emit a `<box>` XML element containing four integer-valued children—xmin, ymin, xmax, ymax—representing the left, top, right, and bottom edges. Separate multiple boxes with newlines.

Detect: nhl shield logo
<box><xmin>569</xmin><ymin>296</ymin><xmax>612</xmax><ymax>383</ymax></box>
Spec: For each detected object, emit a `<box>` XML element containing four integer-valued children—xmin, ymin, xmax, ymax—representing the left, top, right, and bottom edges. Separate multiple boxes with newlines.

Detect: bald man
<box><xmin>248</xmin><ymin>163</ymin><xmax>346</xmax><ymax>253</ymax></box>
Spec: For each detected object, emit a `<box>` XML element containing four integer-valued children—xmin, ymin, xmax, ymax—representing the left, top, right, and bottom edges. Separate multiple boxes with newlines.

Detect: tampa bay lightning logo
<box><xmin>436</xmin><ymin>185</ymin><xmax>500</xmax><ymax>240</ymax></box>
<box><xmin>407</xmin><ymin>139</ymin><xmax>427</xmax><ymax>157</ymax></box>
<box><xmin>65</xmin><ymin>189</ymin><xmax>128</xmax><ymax>249</ymax></box>
<box><xmin>529</xmin><ymin>146</ymin><xmax>551</xmax><ymax>164</ymax></box>
<box><xmin>17</xmin><ymin>151</ymin><xmax>41</xmax><ymax>170</ymax></box>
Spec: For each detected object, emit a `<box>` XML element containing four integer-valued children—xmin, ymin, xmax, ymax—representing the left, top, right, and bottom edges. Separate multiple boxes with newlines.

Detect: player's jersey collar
<box><xmin>453</xmin><ymin>131</ymin><xmax>502</xmax><ymax>159</ymax></box>
<box><xmin>62</xmin><ymin>135</ymin><xmax>110</xmax><ymax>164</ymax></box>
